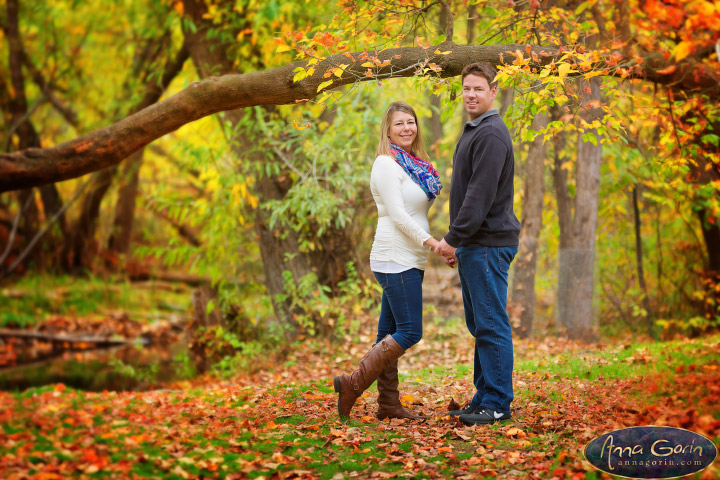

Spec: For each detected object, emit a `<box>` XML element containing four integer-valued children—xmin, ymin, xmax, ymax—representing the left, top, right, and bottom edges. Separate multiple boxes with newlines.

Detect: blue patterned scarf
<box><xmin>389</xmin><ymin>142</ymin><xmax>442</xmax><ymax>200</ymax></box>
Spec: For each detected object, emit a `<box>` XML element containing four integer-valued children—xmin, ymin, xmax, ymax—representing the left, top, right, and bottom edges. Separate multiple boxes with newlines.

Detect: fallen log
<box><xmin>0</xmin><ymin>328</ymin><xmax>135</xmax><ymax>346</ymax></box>
<box><xmin>127</xmin><ymin>271</ymin><xmax>212</xmax><ymax>286</ymax></box>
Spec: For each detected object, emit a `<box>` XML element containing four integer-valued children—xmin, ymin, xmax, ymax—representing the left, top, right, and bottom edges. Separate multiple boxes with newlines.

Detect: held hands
<box><xmin>433</xmin><ymin>238</ymin><xmax>457</xmax><ymax>268</ymax></box>
<box><xmin>425</xmin><ymin>237</ymin><xmax>458</xmax><ymax>268</ymax></box>
<box><xmin>438</xmin><ymin>253</ymin><xmax>457</xmax><ymax>268</ymax></box>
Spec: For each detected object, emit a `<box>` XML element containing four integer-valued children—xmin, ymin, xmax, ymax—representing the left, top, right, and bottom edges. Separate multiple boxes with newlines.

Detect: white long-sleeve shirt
<box><xmin>369</xmin><ymin>155</ymin><xmax>433</xmax><ymax>271</ymax></box>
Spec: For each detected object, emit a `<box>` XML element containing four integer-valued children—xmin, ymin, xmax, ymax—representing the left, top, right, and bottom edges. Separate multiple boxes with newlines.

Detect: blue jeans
<box><xmin>373</xmin><ymin>269</ymin><xmax>424</xmax><ymax>351</ymax></box>
<box><xmin>456</xmin><ymin>246</ymin><xmax>517</xmax><ymax>414</ymax></box>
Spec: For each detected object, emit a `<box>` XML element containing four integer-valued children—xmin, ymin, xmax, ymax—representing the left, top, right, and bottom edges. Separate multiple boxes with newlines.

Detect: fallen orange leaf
<box><xmin>656</xmin><ymin>65</ymin><xmax>677</xmax><ymax>75</ymax></box>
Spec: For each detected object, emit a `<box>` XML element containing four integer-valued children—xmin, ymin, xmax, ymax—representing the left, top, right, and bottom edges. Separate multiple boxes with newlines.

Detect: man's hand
<box><xmin>434</xmin><ymin>238</ymin><xmax>457</xmax><ymax>257</ymax></box>
<box><xmin>438</xmin><ymin>254</ymin><xmax>457</xmax><ymax>268</ymax></box>
<box><xmin>433</xmin><ymin>238</ymin><xmax>457</xmax><ymax>268</ymax></box>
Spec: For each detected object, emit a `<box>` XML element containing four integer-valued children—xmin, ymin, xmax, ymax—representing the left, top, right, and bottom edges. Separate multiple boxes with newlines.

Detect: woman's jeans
<box><xmin>373</xmin><ymin>268</ymin><xmax>424</xmax><ymax>351</ymax></box>
<box><xmin>456</xmin><ymin>246</ymin><xmax>517</xmax><ymax>415</ymax></box>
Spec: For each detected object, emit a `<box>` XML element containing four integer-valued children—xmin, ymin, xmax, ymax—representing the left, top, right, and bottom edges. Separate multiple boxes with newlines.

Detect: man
<box><xmin>434</xmin><ymin>62</ymin><xmax>520</xmax><ymax>426</ymax></box>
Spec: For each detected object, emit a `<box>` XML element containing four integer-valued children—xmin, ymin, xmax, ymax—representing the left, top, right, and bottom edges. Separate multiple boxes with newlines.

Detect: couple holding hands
<box><xmin>333</xmin><ymin>62</ymin><xmax>520</xmax><ymax>427</ymax></box>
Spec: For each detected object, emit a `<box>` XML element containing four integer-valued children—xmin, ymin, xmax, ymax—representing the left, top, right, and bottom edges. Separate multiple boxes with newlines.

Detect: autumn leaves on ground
<box><xmin>1</xmin><ymin>291</ymin><xmax>719</xmax><ymax>480</ymax></box>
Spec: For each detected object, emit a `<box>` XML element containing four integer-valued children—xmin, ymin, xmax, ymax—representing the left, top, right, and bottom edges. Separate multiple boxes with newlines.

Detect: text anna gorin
<box><xmin>584</xmin><ymin>426</ymin><xmax>717</xmax><ymax>479</ymax></box>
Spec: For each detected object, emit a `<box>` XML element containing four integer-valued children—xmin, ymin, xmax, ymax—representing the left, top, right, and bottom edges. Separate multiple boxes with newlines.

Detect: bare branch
<box><xmin>21</xmin><ymin>50</ymin><xmax>80</xmax><ymax>128</ymax></box>
<box><xmin>0</xmin><ymin>177</ymin><xmax>92</xmax><ymax>278</ymax></box>
<box><xmin>0</xmin><ymin>193</ymin><xmax>33</xmax><ymax>266</ymax></box>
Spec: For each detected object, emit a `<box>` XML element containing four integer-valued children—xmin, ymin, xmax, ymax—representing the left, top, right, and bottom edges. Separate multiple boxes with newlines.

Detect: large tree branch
<box><xmin>0</xmin><ymin>42</ymin><xmax>715</xmax><ymax>192</ymax></box>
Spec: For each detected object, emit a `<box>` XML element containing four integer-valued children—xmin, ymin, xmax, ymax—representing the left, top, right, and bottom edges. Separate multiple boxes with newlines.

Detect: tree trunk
<box><xmin>556</xmin><ymin>77</ymin><xmax>602</xmax><ymax>341</ymax></box>
<box><xmin>38</xmin><ymin>184</ymin><xmax>66</xmax><ymax>236</ymax></box>
<box><xmin>15</xmin><ymin>189</ymin><xmax>39</xmax><ymax>248</ymax></box>
<box><xmin>183</xmin><ymin>0</ymin><xmax>360</xmax><ymax>334</ymax></box>
<box><xmin>105</xmin><ymin>43</ymin><xmax>189</xmax><ymax>264</ymax></box>
<box><xmin>510</xmin><ymin>111</ymin><xmax>548</xmax><ymax>338</ymax></box>
<box><xmin>62</xmin><ymin>166</ymin><xmax>117</xmax><ymax>271</ymax></box>
<box><xmin>699</xmin><ymin>209</ymin><xmax>720</xmax><ymax>274</ymax></box>
<box><xmin>552</xmin><ymin>128</ymin><xmax>573</xmax><ymax>249</ymax></box>
<box><xmin>61</xmin><ymin>34</ymin><xmax>188</xmax><ymax>272</ymax></box>
<box><xmin>632</xmin><ymin>184</ymin><xmax>653</xmax><ymax>334</ymax></box>
<box><xmin>698</xmin><ymin>209</ymin><xmax>720</xmax><ymax>320</ymax></box>
<box><xmin>107</xmin><ymin>150</ymin><xmax>144</xmax><ymax>261</ymax></box>
<box><xmin>4</xmin><ymin>0</ymin><xmax>67</xmax><ymax>271</ymax></box>
<box><xmin>188</xmin><ymin>285</ymin><xmax>221</xmax><ymax>373</ymax></box>
<box><xmin>467</xmin><ymin>4</ymin><xmax>477</xmax><ymax>44</ymax></box>
<box><xmin>427</xmin><ymin>94</ymin><xmax>444</xmax><ymax>148</ymax></box>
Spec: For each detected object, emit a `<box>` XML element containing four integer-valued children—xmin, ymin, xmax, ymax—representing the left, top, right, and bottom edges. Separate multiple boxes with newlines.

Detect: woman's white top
<box><xmin>369</xmin><ymin>154</ymin><xmax>433</xmax><ymax>272</ymax></box>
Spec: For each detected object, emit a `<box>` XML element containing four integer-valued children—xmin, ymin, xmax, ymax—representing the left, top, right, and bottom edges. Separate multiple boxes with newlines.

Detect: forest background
<box><xmin>0</xmin><ymin>0</ymin><xmax>719</xmax><ymax>478</ymax></box>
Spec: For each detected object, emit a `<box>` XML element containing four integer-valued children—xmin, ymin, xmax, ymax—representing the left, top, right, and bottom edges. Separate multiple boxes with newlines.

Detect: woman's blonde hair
<box><xmin>376</xmin><ymin>101</ymin><xmax>428</xmax><ymax>159</ymax></box>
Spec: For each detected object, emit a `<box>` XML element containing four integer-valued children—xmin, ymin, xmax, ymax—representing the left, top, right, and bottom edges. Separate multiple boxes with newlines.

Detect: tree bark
<box><xmin>61</xmin><ymin>39</ymin><xmax>189</xmax><ymax>272</ymax></box>
<box><xmin>427</xmin><ymin>94</ymin><xmax>444</xmax><ymax>147</ymax></box>
<box><xmin>555</xmin><ymin>77</ymin><xmax>602</xmax><ymax>341</ymax></box>
<box><xmin>107</xmin><ymin>43</ymin><xmax>190</xmax><ymax>261</ymax></box>
<box><xmin>1</xmin><ymin>42</ymin><xmax>707</xmax><ymax>192</ymax></box>
<box><xmin>511</xmin><ymin>111</ymin><xmax>548</xmax><ymax>338</ymax></box>
<box><xmin>61</xmin><ymin>166</ymin><xmax>116</xmax><ymax>271</ymax></box>
<box><xmin>552</xmin><ymin>128</ymin><xmax>573</xmax><ymax>249</ymax></box>
<box><xmin>4</xmin><ymin>0</ymin><xmax>67</xmax><ymax>270</ymax></box>
<box><xmin>182</xmin><ymin>0</ymin><xmax>361</xmax><ymax>332</ymax></box>
<box><xmin>632</xmin><ymin>184</ymin><xmax>653</xmax><ymax>333</ymax></box>
<box><xmin>183</xmin><ymin>0</ymin><xmax>304</xmax><ymax>330</ymax></box>
<box><xmin>107</xmin><ymin>150</ymin><xmax>143</xmax><ymax>259</ymax></box>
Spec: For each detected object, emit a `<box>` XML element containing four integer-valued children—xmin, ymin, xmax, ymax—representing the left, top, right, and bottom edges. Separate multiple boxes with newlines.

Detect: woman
<box><xmin>334</xmin><ymin>101</ymin><xmax>453</xmax><ymax>420</ymax></box>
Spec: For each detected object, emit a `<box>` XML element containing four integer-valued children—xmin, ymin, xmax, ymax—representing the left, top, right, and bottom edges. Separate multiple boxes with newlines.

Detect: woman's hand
<box><xmin>439</xmin><ymin>254</ymin><xmax>457</xmax><ymax>268</ymax></box>
<box><xmin>424</xmin><ymin>237</ymin><xmax>457</xmax><ymax>268</ymax></box>
<box><xmin>424</xmin><ymin>237</ymin><xmax>440</xmax><ymax>250</ymax></box>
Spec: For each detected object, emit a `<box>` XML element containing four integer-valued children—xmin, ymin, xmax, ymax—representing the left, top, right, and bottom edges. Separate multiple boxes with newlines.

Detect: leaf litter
<box><xmin>1</xmin><ymin>319</ymin><xmax>719</xmax><ymax>479</ymax></box>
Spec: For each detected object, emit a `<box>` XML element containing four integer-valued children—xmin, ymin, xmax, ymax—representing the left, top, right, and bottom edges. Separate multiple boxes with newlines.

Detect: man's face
<box><xmin>462</xmin><ymin>74</ymin><xmax>497</xmax><ymax>120</ymax></box>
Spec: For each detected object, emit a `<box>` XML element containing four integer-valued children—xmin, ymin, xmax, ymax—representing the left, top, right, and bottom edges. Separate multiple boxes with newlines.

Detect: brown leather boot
<box><xmin>375</xmin><ymin>361</ymin><xmax>423</xmax><ymax>420</ymax></box>
<box><xmin>333</xmin><ymin>335</ymin><xmax>405</xmax><ymax>419</ymax></box>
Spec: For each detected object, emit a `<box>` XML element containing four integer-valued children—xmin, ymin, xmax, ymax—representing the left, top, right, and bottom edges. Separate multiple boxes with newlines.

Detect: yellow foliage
<box><xmin>317</xmin><ymin>79</ymin><xmax>333</xmax><ymax>92</ymax></box>
<box><xmin>558</xmin><ymin>63</ymin><xmax>575</xmax><ymax>79</ymax></box>
<box><xmin>333</xmin><ymin>64</ymin><xmax>349</xmax><ymax>78</ymax></box>
<box><xmin>673</xmin><ymin>41</ymin><xmax>693</xmax><ymax>61</ymax></box>
<box><xmin>293</xmin><ymin>68</ymin><xmax>308</xmax><ymax>83</ymax></box>
<box><xmin>202</xmin><ymin>4</ymin><xmax>218</xmax><ymax>21</ymax></box>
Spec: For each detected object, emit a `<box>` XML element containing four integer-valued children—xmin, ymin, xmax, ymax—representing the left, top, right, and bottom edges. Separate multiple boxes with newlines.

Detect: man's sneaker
<box><xmin>449</xmin><ymin>403</ymin><xmax>482</xmax><ymax>417</ymax></box>
<box><xmin>458</xmin><ymin>409</ymin><xmax>512</xmax><ymax>425</ymax></box>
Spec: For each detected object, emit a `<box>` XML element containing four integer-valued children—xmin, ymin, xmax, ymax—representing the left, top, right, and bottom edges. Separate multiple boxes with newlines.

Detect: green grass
<box><xmin>0</xmin><ymin>273</ymin><xmax>190</xmax><ymax>327</ymax></box>
<box><xmin>514</xmin><ymin>334</ymin><xmax>720</xmax><ymax>381</ymax></box>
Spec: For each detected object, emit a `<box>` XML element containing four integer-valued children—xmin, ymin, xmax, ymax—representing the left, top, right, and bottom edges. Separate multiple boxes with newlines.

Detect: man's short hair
<box><xmin>461</xmin><ymin>62</ymin><xmax>498</xmax><ymax>88</ymax></box>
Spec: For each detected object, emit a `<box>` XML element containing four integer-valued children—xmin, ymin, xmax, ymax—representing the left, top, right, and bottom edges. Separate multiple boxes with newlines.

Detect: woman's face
<box><xmin>388</xmin><ymin>111</ymin><xmax>417</xmax><ymax>152</ymax></box>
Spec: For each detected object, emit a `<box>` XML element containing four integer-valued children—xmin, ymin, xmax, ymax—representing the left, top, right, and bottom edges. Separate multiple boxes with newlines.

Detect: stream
<box><xmin>0</xmin><ymin>340</ymin><xmax>191</xmax><ymax>392</ymax></box>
